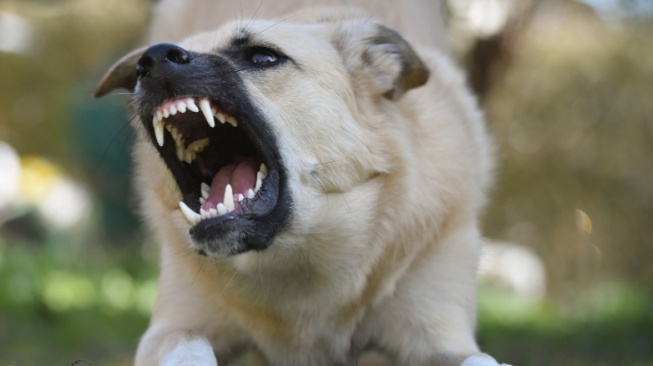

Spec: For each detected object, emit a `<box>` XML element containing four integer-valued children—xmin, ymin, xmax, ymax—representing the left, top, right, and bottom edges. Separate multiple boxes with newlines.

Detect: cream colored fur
<box><xmin>100</xmin><ymin>5</ymin><xmax>507</xmax><ymax>366</ymax></box>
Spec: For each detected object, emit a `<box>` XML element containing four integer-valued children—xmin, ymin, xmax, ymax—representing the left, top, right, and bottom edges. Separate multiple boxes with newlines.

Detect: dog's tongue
<box><xmin>202</xmin><ymin>158</ymin><xmax>258</xmax><ymax>210</ymax></box>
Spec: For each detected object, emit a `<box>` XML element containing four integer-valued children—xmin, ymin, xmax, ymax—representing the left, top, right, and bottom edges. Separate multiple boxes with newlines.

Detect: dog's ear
<box><xmin>93</xmin><ymin>47</ymin><xmax>146</xmax><ymax>98</ymax></box>
<box><xmin>338</xmin><ymin>23</ymin><xmax>430</xmax><ymax>100</ymax></box>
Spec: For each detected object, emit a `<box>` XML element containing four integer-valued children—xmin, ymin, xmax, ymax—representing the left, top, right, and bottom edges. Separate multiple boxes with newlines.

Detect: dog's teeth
<box><xmin>226</xmin><ymin>116</ymin><xmax>238</xmax><ymax>127</ymax></box>
<box><xmin>199</xmin><ymin>98</ymin><xmax>215</xmax><ymax>128</ymax></box>
<box><xmin>153</xmin><ymin>116</ymin><xmax>165</xmax><ymax>147</ymax></box>
<box><xmin>200</xmin><ymin>207</ymin><xmax>209</xmax><ymax>219</ymax></box>
<box><xmin>199</xmin><ymin>197</ymin><xmax>206</xmax><ymax>204</ymax></box>
<box><xmin>183</xmin><ymin>150</ymin><xmax>193</xmax><ymax>164</ymax></box>
<box><xmin>163</xmin><ymin>108</ymin><xmax>170</xmax><ymax>118</ymax></box>
<box><xmin>237</xmin><ymin>194</ymin><xmax>244</xmax><ymax>202</ymax></box>
<box><xmin>186</xmin><ymin>98</ymin><xmax>199</xmax><ymax>113</ymax></box>
<box><xmin>201</xmin><ymin>182</ymin><xmax>210</xmax><ymax>199</ymax></box>
<box><xmin>247</xmin><ymin>189</ymin><xmax>255</xmax><ymax>199</ymax></box>
<box><xmin>156</xmin><ymin>110</ymin><xmax>163</xmax><ymax>121</ymax></box>
<box><xmin>217</xmin><ymin>203</ymin><xmax>227</xmax><ymax>215</ymax></box>
<box><xmin>215</xmin><ymin>112</ymin><xmax>226</xmax><ymax>124</ymax></box>
<box><xmin>170</xmin><ymin>104</ymin><xmax>177</xmax><ymax>115</ymax></box>
<box><xmin>176</xmin><ymin>144</ymin><xmax>185</xmax><ymax>162</ymax></box>
<box><xmin>187</xmin><ymin>138</ymin><xmax>210</xmax><ymax>154</ymax></box>
<box><xmin>259</xmin><ymin>163</ymin><xmax>268</xmax><ymax>178</ymax></box>
<box><xmin>224</xmin><ymin>184</ymin><xmax>235</xmax><ymax>212</ymax></box>
<box><xmin>177</xmin><ymin>100</ymin><xmax>187</xmax><ymax>113</ymax></box>
<box><xmin>179</xmin><ymin>201</ymin><xmax>201</xmax><ymax>225</ymax></box>
<box><xmin>254</xmin><ymin>176</ymin><xmax>262</xmax><ymax>193</ymax></box>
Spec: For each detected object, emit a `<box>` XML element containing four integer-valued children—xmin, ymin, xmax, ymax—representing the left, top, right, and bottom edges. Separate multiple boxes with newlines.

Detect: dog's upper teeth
<box><xmin>153</xmin><ymin>116</ymin><xmax>165</xmax><ymax>147</ymax></box>
<box><xmin>186</xmin><ymin>98</ymin><xmax>199</xmax><ymax>113</ymax></box>
<box><xmin>177</xmin><ymin>100</ymin><xmax>187</xmax><ymax>113</ymax></box>
<box><xmin>199</xmin><ymin>97</ymin><xmax>216</xmax><ymax>128</ymax></box>
<box><xmin>215</xmin><ymin>111</ymin><xmax>226</xmax><ymax>124</ymax></box>
<box><xmin>226</xmin><ymin>116</ymin><xmax>238</xmax><ymax>127</ymax></box>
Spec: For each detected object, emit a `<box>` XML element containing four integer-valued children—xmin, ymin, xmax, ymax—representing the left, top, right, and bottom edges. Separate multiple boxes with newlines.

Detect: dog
<box><xmin>95</xmin><ymin>6</ymin><xmax>505</xmax><ymax>366</ymax></box>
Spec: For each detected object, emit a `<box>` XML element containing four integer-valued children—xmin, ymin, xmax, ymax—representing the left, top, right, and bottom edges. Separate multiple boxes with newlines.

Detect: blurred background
<box><xmin>0</xmin><ymin>0</ymin><xmax>651</xmax><ymax>365</ymax></box>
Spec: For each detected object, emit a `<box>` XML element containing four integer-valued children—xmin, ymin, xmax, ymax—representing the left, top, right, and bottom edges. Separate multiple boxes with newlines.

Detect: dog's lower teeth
<box><xmin>179</xmin><ymin>201</ymin><xmax>201</xmax><ymax>224</ymax></box>
<box><xmin>224</xmin><ymin>184</ymin><xmax>235</xmax><ymax>211</ymax></box>
<box><xmin>217</xmin><ymin>203</ymin><xmax>227</xmax><ymax>215</ymax></box>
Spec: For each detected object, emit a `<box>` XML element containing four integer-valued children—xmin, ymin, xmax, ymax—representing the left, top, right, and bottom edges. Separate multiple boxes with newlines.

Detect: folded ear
<box><xmin>337</xmin><ymin>22</ymin><xmax>429</xmax><ymax>100</ymax></box>
<box><xmin>93</xmin><ymin>47</ymin><xmax>146</xmax><ymax>98</ymax></box>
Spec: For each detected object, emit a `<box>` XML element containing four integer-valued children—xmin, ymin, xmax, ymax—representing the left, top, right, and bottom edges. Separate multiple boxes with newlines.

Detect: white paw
<box><xmin>461</xmin><ymin>354</ymin><xmax>512</xmax><ymax>366</ymax></box>
<box><xmin>161</xmin><ymin>337</ymin><xmax>218</xmax><ymax>366</ymax></box>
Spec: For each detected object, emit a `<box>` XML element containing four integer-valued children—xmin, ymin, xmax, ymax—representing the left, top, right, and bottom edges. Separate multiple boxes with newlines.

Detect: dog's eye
<box><xmin>246</xmin><ymin>48</ymin><xmax>279</xmax><ymax>66</ymax></box>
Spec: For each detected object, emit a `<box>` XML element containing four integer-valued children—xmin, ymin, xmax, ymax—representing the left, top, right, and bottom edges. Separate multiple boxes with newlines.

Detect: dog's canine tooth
<box><xmin>217</xmin><ymin>203</ymin><xmax>227</xmax><ymax>215</ymax></box>
<box><xmin>226</xmin><ymin>116</ymin><xmax>238</xmax><ymax>127</ymax></box>
<box><xmin>259</xmin><ymin>163</ymin><xmax>268</xmax><ymax>178</ymax></box>
<box><xmin>156</xmin><ymin>110</ymin><xmax>163</xmax><ymax>122</ymax></box>
<box><xmin>247</xmin><ymin>189</ymin><xmax>255</xmax><ymax>199</ymax></box>
<box><xmin>254</xmin><ymin>176</ymin><xmax>262</xmax><ymax>193</ymax></box>
<box><xmin>215</xmin><ymin>111</ymin><xmax>226</xmax><ymax>124</ymax></box>
<box><xmin>224</xmin><ymin>184</ymin><xmax>235</xmax><ymax>212</ymax></box>
<box><xmin>178</xmin><ymin>201</ymin><xmax>201</xmax><ymax>225</ymax></box>
<box><xmin>186</xmin><ymin>98</ymin><xmax>199</xmax><ymax>113</ymax></box>
<box><xmin>153</xmin><ymin>116</ymin><xmax>165</xmax><ymax>147</ymax></box>
<box><xmin>199</xmin><ymin>98</ymin><xmax>215</xmax><ymax>128</ymax></box>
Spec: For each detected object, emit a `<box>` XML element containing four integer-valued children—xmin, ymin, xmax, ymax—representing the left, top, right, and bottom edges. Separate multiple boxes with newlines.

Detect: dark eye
<box><xmin>247</xmin><ymin>48</ymin><xmax>279</xmax><ymax>66</ymax></box>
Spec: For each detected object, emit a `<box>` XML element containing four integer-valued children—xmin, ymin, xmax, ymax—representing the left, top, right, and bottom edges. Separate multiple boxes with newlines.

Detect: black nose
<box><xmin>136</xmin><ymin>43</ymin><xmax>191</xmax><ymax>78</ymax></box>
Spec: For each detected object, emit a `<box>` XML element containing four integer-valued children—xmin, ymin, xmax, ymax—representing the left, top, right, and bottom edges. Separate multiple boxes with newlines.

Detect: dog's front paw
<box><xmin>161</xmin><ymin>337</ymin><xmax>218</xmax><ymax>366</ymax></box>
<box><xmin>461</xmin><ymin>354</ymin><xmax>512</xmax><ymax>366</ymax></box>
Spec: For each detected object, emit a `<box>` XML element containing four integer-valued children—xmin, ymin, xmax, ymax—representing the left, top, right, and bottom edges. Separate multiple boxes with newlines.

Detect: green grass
<box><xmin>1</xmin><ymin>236</ymin><xmax>652</xmax><ymax>365</ymax></box>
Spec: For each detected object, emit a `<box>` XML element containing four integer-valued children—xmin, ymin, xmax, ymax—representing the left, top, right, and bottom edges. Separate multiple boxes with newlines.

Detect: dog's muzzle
<box><xmin>133</xmin><ymin>43</ymin><xmax>291</xmax><ymax>257</ymax></box>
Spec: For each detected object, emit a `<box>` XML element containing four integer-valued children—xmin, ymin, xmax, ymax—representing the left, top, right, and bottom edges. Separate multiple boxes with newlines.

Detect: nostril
<box><xmin>136</xmin><ymin>55</ymin><xmax>154</xmax><ymax>78</ymax></box>
<box><xmin>166</xmin><ymin>48</ymin><xmax>191</xmax><ymax>64</ymax></box>
<box><xmin>136</xmin><ymin>43</ymin><xmax>192</xmax><ymax>78</ymax></box>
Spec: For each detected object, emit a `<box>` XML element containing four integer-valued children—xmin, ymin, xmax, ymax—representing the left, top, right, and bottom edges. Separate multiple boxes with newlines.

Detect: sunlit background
<box><xmin>1</xmin><ymin>0</ymin><xmax>651</xmax><ymax>365</ymax></box>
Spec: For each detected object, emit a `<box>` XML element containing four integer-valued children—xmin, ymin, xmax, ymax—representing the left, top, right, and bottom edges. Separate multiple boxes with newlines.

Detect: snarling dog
<box><xmin>95</xmin><ymin>7</ymin><xmax>504</xmax><ymax>366</ymax></box>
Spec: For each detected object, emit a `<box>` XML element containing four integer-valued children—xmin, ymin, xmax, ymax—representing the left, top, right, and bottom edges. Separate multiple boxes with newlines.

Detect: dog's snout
<box><xmin>136</xmin><ymin>43</ymin><xmax>191</xmax><ymax>78</ymax></box>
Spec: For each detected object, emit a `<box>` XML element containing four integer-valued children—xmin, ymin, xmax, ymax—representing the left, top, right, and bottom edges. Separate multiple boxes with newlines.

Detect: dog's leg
<box><xmin>137</xmin><ymin>327</ymin><xmax>218</xmax><ymax>366</ymax></box>
<box><xmin>359</xmin><ymin>218</ymin><xmax>508</xmax><ymax>366</ymax></box>
<box><xmin>160</xmin><ymin>331</ymin><xmax>218</xmax><ymax>366</ymax></box>
<box><xmin>460</xmin><ymin>354</ymin><xmax>511</xmax><ymax>366</ymax></box>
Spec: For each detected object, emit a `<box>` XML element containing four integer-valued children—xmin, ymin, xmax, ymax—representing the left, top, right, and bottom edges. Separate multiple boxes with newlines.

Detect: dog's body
<box><xmin>96</xmin><ymin>4</ymin><xmax>504</xmax><ymax>366</ymax></box>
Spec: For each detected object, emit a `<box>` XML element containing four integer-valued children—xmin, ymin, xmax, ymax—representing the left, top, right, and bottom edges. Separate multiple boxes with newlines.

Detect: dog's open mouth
<box><xmin>142</xmin><ymin>91</ymin><xmax>288</xmax><ymax>253</ymax></box>
<box><xmin>151</xmin><ymin>96</ymin><xmax>272</xmax><ymax>224</ymax></box>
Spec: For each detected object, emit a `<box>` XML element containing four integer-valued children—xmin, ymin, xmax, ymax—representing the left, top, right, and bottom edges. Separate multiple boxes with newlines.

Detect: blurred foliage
<box><xmin>0</xmin><ymin>0</ymin><xmax>652</xmax><ymax>365</ymax></box>
<box><xmin>483</xmin><ymin>2</ymin><xmax>653</xmax><ymax>301</ymax></box>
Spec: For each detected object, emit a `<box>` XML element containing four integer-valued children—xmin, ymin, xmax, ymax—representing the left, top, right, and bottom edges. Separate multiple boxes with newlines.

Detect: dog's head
<box><xmin>95</xmin><ymin>11</ymin><xmax>429</xmax><ymax>259</ymax></box>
